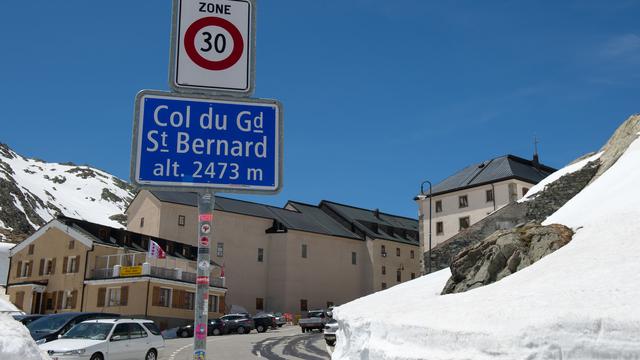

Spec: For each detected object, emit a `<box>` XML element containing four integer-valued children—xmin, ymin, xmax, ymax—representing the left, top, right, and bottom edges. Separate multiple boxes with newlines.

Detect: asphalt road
<box><xmin>162</xmin><ymin>325</ymin><xmax>333</xmax><ymax>360</ymax></box>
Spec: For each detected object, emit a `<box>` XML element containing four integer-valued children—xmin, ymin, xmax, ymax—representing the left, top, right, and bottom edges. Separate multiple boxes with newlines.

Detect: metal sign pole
<box><xmin>193</xmin><ymin>191</ymin><xmax>214</xmax><ymax>360</ymax></box>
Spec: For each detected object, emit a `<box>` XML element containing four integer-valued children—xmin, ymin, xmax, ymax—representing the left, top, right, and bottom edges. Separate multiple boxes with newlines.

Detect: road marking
<box><xmin>168</xmin><ymin>343</ymin><xmax>192</xmax><ymax>360</ymax></box>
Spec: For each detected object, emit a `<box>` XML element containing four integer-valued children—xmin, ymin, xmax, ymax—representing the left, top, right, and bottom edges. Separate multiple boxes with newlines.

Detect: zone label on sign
<box><xmin>170</xmin><ymin>0</ymin><xmax>255</xmax><ymax>95</ymax></box>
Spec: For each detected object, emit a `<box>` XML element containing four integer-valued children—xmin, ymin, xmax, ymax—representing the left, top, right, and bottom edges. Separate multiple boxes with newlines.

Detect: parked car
<box><xmin>299</xmin><ymin>310</ymin><xmax>328</xmax><ymax>333</ymax></box>
<box><xmin>252</xmin><ymin>313</ymin><xmax>277</xmax><ymax>333</ymax></box>
<box><xmin>40</xmin><ymin>318</ymin><xmax>165</xmax><ymax>360</ymax></box>
<box><xmin>176</xmin><ymin>318</ymin><xmax>227</xmax><ymax>338</ymax></box>
<box><xmin>324</xmin><ymin>319</ymin><xmax>338</xmax><ymax>346</ymax></box>
<box><xmin>272</xmin><ymin>312</ymin><xmax>287</xmax><ymax>327</ymax></box>
<box><xmin>27</xmin><ymin>312</ymin><xmax>120</xmax><ymax>345</ymax></box>
<box><xmin>220</xmin><ymin>313</ymin><xmax>255</xmax><ymax>334</ymax></box>
<box><xmin>13</xmin><ymin>314</ymin><xmax>45</xmax><ymax>326</ymax></box>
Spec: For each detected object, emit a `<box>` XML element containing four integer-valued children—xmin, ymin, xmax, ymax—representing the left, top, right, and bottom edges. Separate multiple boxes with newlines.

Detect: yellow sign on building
<box><xmin>120</xmin><ymin>266</ymin><xmax>143</xmax><ymax>277</ymax></box>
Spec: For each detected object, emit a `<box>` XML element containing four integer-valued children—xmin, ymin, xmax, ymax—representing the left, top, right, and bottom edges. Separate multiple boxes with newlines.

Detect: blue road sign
<box><xmin>131</xmin><ymin>90</ymin><xmax>282</xmax><ymax>193</ymax></box>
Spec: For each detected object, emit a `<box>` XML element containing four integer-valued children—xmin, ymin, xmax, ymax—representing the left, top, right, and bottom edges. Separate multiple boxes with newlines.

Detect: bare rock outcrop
<box><xmin>442</xmin><ymin>223</ymin><xmax>573</xmax><ymax>295</ymax></box>
<box><xmin>593</xmin><ymin>114</ymin><xmax>640</xmax><ymax>181</ymax></box>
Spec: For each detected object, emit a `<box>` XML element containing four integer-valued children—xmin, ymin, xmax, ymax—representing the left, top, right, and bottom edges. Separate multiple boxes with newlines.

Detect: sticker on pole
<box><xmin>131</xmin><ymin>90</ymin><xmax>282</xmax><ymax>193</ymax></box>
<box><xmin>171</xmin><ymin>0</ymin><xmax>255</xmax><ymax>95</ymax></box>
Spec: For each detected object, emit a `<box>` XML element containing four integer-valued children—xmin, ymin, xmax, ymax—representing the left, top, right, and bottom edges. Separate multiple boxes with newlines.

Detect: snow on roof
<box><xmin>333</xmin><ymin>139</ymin><xmax>640</xmax><ymax>359</ymax></box>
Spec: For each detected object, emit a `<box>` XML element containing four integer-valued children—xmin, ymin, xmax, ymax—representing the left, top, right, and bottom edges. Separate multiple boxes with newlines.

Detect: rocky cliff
<box><xmin>428</xmin><ymin>114</ymin><xmax>639</xmax><ymax>293</ymax></box>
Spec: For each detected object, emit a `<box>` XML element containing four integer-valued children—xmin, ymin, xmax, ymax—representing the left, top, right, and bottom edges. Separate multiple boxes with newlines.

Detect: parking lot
<box><xmin>162</xmin><ymin>325</ymin><xmax>332</xmax><ymax>360</ymax></box>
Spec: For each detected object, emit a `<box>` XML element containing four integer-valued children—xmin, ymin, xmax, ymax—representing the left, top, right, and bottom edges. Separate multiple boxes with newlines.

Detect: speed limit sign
<box><xmin>170</xmin><ymin>0</ymin><xmax>255</xmax><ymax>96</ymax></box>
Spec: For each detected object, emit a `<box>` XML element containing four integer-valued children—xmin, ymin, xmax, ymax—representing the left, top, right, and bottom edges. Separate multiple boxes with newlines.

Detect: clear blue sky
<box><xmin>1</xmin><ymin>1</ymin><xmax>638</xmax><ymax>217</ymax></box>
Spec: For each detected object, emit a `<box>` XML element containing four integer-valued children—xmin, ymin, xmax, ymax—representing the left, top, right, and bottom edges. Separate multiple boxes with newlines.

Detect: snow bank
<box><xmin>334</xmin><ymin>139</ymin><xmax>640</xmax><ymax>359</ymax></box>
<box><xmin>0</xmin><ymin>242</ymin><xmax>14</xmax><ymax>286</ymax></box>
<box><xmin>519</xmin><ymin>152</ymin><xmax>602</xmax><ymax>202</ymax></box>
<box><xmin>0</xmin><ymin>314</ymin><xmax>50</xmax><ymax>360</ymax></box>
<box><xmin>0</xmin><ymin>299</ymin><xmax>49</xmax><ymax>359</ymax></box>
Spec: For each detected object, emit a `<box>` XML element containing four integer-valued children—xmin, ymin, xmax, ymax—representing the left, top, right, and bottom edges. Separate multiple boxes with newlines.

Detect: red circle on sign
<box><xmin>184</xmin><ymin>17</ymin><xmax>244</xmax><ymax>71</ymax></box>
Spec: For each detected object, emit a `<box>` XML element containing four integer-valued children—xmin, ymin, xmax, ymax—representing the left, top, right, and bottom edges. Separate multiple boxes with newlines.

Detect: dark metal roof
<box><xmin>319</xmin><ymin>201</ymin><xmax>419</xmax><ymax>246</ymax></box>
<box><xmin>269</xmin><ymin>204</ymin><xmax>360</xmax><ymax>239</ymax></box>
<box><xmin>149</xmin><ymin>192</ymin><xmax>360</xmax><ymax>240</ymax></box>
<box><xmin>56</xmin><ymin>216</ymin><xmax>223</xmax><ymax>268</ymax></box>
<box><xmin>429</xmin><ymin>155</ymin><xmax>556</xmax><ymax>197</ymax></box>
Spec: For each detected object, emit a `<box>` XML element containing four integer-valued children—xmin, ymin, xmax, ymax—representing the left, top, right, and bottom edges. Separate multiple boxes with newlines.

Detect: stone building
<box><xmin>126</xmin><ymin>191</ymin><xmax>421</xmax><ymax>315</ymax></box>
<box><xmin>5</xmin><ymin>217</ymin><xmax>226</xmax><ymax>330</ymax></box>
<box><xmin>415</xmin><ymin>154</ymin><xmax>556</xmax><ymax>263</ymax></box>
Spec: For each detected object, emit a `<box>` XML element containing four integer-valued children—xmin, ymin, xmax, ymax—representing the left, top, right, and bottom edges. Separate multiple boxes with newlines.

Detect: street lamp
<box><xmin>420</xmin><ymin>180</ymin><xmax>433</xmax><ymax>274</ymax></box>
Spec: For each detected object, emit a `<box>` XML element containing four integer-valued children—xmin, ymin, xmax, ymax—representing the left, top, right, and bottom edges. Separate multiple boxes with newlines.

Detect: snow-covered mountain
<box><xmin>0</xmin><ymin>143</ymin><xmax>134</xmax><ymax>243</ymax></box>
<box><xmin>333</xmin><ymin>115</ymin><xmax>640</xmax><ymax>359</ymax></box>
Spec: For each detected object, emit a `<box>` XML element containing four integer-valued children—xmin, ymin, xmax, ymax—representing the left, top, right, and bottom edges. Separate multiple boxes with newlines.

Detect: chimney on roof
<box><xmin>533</xmin><ymin>135</ymin><xmax>541</xmax><ymax>170</ymax></box>
<box><xmin>374</xmin><ymin>208</ymin><xmax>380</xmax><ymax>219</ymax></box>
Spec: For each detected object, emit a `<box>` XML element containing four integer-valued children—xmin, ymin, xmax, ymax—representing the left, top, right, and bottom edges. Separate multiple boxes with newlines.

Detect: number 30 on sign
<box><xmin>170</xmin><ymin>0</ymin><xmax>255</xmax><ymax>95</ymax></box>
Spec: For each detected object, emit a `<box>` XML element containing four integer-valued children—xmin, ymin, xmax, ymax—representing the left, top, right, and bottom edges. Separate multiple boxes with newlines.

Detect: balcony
<box><xmin>90</xmin><ymin>252</ymin><xmax>225</xmax><ymax>288</ymax></box>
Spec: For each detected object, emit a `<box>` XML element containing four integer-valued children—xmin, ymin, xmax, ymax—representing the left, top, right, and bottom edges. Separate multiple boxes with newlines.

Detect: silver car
<box><xmin>40</xmin><ymin>318</ymin><xmax>165</xmax><ymax>360</ymax></box>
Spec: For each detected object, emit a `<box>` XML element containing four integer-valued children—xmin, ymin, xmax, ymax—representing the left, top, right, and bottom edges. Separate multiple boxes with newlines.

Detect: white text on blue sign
<box><xmin>136</xmin><ymin>94</ymin><xmax>280</xmax><ymax>191</ymax></box>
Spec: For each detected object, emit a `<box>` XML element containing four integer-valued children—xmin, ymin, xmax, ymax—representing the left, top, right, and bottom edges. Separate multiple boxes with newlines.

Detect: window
<box><xmin>209</xmin><ymin>295</ymin><xmax>219</xmax><ymax>313</ymax></box>
<box><xmin>459</xmin><ymin>217</ymin><xmax>470</xmax><ymax>231</ymax></box>
<box><xmin>178</xmin><ymin>215</ymin><xmax>186</xmax><ymax>226</ymax></box>
<box><xmin>18</xmin><ymin>261</ymin><xmax>32</xmax><ymax>278</ymax></box>
<box><xmin>436</xmin><ymin>221</ymin><xmax>444</xmax><ymax>235</ymax></box>
<box><xmin>486</xmin><ymin>189</ymin><xmax>494</xmax><ymax>202</ymax></box>
<box><xmin>256</xmin><ymin>298</ymin><xmax>264</xmax><ymax>311</ymax></box>
<box><xmin>382</xmin><ymin>266</ymin><xmax>386</xmax><ymax>275</ymax></box>
<box><xmin>112</xmin><ymin>324</ymin><xmax>129</xmax><ymax>340</ymax></box>
<box><xmin>68</xmin><ymin>240</ymin><xmax>75</xmax><ymax>250</ymax></box>
<box><xmin>396</xmin><ymin>248</ymin><xmax>400</xmax><ymax>257</ymax></box>
<box><xmin>257</xmin><ymin>248</ymin><xmax>264</xmax><ymax>262</ymax></box>
<box><xmin>410</xmin><ymin>250</ymin><xmax>415</xmax><ymax>259</ymax></box>
<box><xmin>397</xmin><ymin>270</ymin><xmax>402</xmax><ymax>282</ymax></box>
<box><xmin>140</xmin><ymin>217</ymin><xmax>145</xmax><ymax>228</ymax></box>
<box><xmin>129</xmin><ymin>323</ymin><xmax>148</xmax><ymax>339</ymax></box>
<box><xmin>143</xmin><ymin>322</ymin><xmax>162</xmax><ymax>336</ymax></box>
<box><xmin>65</xmin><ymin>256</ymin><xmax>78</xmax><ymax>274</ymax></box>
<box><xmin>301</xmin><ymin>244</ymin><xmax>308</xmax><ymax>258</ymax></box>
<box><xmin>63</xmin><ymin>290</ymin><xmax>74</xmax><ymax>309</ymax></box>
<box><xmin>411</xmin><ymin>273</ymin><xmax>416</xmax><ymax>280</ymax></box>
<box><xmin>381</xmin><ymin>282</ymin><xmax>387</xmax><ymax>290</ymax></box>
<box><xmin>46</xmin><ymin>295</ymin><xmax>54</xmax><ymax>310</ymax></box>
<box><xmin>107</xmin><ymin>287</ymin><xmax>121</xmax><ymax>307</ymax></box>
<box><xmin>28</xmin><ymin>244</ymin><xmax>35</xmax><ymax>255</ymax></box>
<box><xmin>522</xmin><ymin>187</ymin><xmax>530</xmax><ymax>196</ymax></box>
<box><xmin>158</xmin><ymin>288</ymin><xmax>171</xmax><ymax>307</ymax></box>
<box><xmin>183</xmin><ymin>292</ymin><xmax>195</xmax><ymax>310</ymax></box>
<box><xmin>351</xmin><ymin>252</ymin><xmax>357</xmax><ymax>265</ymax></box>
<box><xmin>300</xmin><ymin>299</ymin><xmax>308</xmax><ymax>312</ymax></box>
<box><xmin>381</xmin><ymin>245</ymin><xmax>387</xmax><ymax>257</ymax></box>
<box><xmin>216</xmin><ymin>243</ymin><xmax>224</xmax><ymax>257</ymax></box>
<box><xmin>45</xmin><ymin>258</ymin><xmax>55</xmax><ymax>275</ymax></box>
<box><xmin>459</xmin><ymin>195</ymin><xmax>468</xmax><ymax>208</ymax></box>
<box><xmin>435</xmin><ymin>200</ymin><xmax>442</xmax><ymax>213</ymax></box>
<box><xmin>508</xmin><ymin>183</ymin><xmax>518</xmax><ymax>203</ymax></box>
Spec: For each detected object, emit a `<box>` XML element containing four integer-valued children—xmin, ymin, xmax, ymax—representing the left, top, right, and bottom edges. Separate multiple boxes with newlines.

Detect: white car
<box><xmin>40</xmin><ymin>318</ymin><xmax>165</xmax><ymax>360</ymax></box>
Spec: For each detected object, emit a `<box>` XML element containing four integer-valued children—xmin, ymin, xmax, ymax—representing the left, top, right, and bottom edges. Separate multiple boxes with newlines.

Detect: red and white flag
<box><xmin>220</xmin><ymin>263</ymin><xmax>225</xmax><ymax>278</ymax></box>
<box><xmin>148</xmin><ymin>240</ymin><xmax>166</xmax><ymax>259</ymax></box>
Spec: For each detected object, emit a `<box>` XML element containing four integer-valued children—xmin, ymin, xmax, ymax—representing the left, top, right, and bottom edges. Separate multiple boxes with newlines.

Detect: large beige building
<box><xmin>416</xmin><ymin>154</ymin><xmax>556</xmax><ymax>255</ymax></box>
<box><xmin>5</xmin><ymin>218</ymin><xmax>226</xmax><ymax>330</ymax></box>
<box><xmin>127</xmin><ymin>191</ymin><xmax>421</xmax><ymax>315</ymax></box>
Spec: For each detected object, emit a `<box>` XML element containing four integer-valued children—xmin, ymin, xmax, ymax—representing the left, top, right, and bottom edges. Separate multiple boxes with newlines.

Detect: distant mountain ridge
<box><xmin>0</xmin><ymin>143</ymin><xmax>134</xmax><ymax>243</ymax></box>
